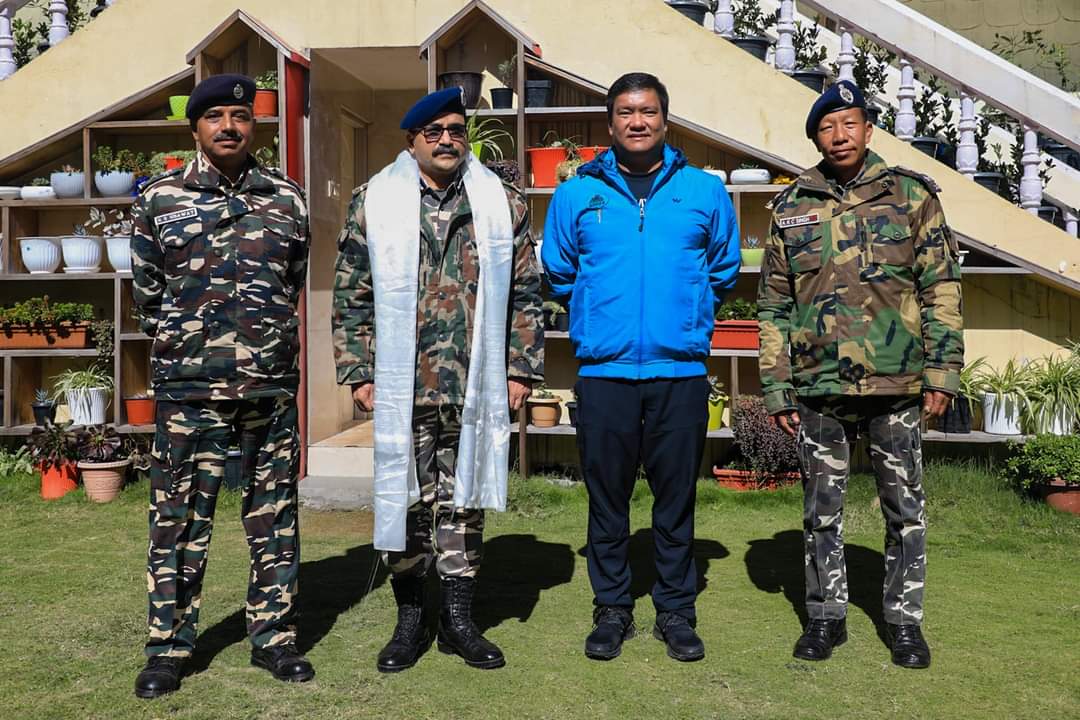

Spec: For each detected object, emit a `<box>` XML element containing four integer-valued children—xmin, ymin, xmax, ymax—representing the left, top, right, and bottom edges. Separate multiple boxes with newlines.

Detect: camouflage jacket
<box><xmin>757</xmin><ymin>151</ymin><xmax>964</xmax><ymax>415</ymax></box>
<box><xmin>131</xmin><ymin>153</ymin><xmax>310</xmax><ymax>402</ymax></box>
<box><xmin>332</xmin><ymin>172</ymin><xmax>544</xmax><ymax>406</ymax></box>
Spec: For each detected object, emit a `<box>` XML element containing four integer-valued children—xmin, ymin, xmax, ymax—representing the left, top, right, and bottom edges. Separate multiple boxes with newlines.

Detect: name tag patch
<box><xmin>154</xmin><ymin>208</ymin><xmax>198</xmax><ymax>228</ymax></box>
<box><xmin>778</xmin><ymin>213</ymin><xmax>820</xmax><ymax>229</ymax></box>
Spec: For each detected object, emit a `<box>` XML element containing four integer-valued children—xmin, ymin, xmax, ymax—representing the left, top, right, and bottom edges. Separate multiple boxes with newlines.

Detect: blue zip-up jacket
<box><xmin>542</xmin><ymin>145</ymin><xmax>741</xmax><ymax>380</ymax></box>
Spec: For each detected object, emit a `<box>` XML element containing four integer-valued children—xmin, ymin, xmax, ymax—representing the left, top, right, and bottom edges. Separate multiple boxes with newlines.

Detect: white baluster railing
<box><xmin>1065</xmin><ymin>208</ymin><xmax>1078</xmax><ymax>238</ymax></box>
<box><xmin>774</xmin><ymin>0</ymin><xmax>795</xmax><ymax>74</ymax></box>
<box><xmin>46</xmin><ymin>0</ymin><xmax>68</xmax><ymax>46</ymax></box>
<box><xmin>835</xmin><ymin>30</ymin><xmax>855</xmax><ymax>83</ymax></box>
<box><xmin>955</xmin><ymin>93</ymin><xmax>978</xmax><ymax>177</ymax></box>
<box><xmin>894</xmin><ymin>59</ymin><xmax>916</xmax><ymax>141</ymax></box>
<box><xmin>0</xmin><ymin>0</ymin><xmax>116</xmax><ymax>80</ymax></box>
<box><xmin>1020</xmin><ymin>126</ymin><xmax>1043</xmax><ymax>214</ymax></box>
<box><xmin>714</xmin><ymin>0</ymin><xmax>734</xmax><ymax>38</ymax></box>
<box><xmin>0</xmin><ymin>5</ymin><xmax>15</xmax><ymax>80</ymax></box>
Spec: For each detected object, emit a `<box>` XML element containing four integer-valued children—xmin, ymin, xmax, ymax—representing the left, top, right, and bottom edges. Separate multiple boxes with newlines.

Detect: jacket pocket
<box><xmin>868</xmin><ymin>225</ymin><xmax>915</xmax><ymax>267</ymax></box>
<box><xmin>783</xmin><ymin>228</ymin><xmax>824</xmax><ymax>274</ymax></box>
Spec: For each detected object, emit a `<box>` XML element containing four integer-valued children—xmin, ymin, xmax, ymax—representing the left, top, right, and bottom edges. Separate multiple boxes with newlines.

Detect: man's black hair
<box><xmin>606</xmin><ymin>72</ymin><xmax>669</xmax><ymax>123</ymax></box>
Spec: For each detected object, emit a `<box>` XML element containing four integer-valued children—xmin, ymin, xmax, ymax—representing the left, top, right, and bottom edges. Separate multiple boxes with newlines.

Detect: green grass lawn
<box><xmin>0</xmin><ymin>463</ymin><xmax>1077</xmax><ymax>720</ymax></box>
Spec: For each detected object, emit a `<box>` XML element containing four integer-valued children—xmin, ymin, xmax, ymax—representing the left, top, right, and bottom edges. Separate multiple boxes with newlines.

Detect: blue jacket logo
<box><xmin>587</xmin><ymin>194</ymin><xmax>607</xmax><ymax>209</ymax></box>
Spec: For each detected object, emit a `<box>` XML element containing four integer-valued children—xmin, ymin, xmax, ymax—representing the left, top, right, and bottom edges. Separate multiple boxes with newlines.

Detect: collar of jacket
<box><xmin>184</xmin><ymin>151</ymin><xmax>277</xmax><ymax>195</ymax></box>
<box><xmin>796</xmin><ymin>150</ymin><xmax>891</xmax><ymax>199</ymax></box>
<box><xmin>577</xmin><ymin>143</ymin><xmax>688</xmax><ymax>199</ymax></box>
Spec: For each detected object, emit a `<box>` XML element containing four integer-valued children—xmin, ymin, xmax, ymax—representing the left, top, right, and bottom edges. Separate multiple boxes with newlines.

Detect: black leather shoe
<box><xmin>436</xmin><ymin>577</ymin><xmax>505</xmax><ymax>669</ymax></box>
<box><xmin>584</xmin><ymin>606</ymin><xmax>635</xmax><ymax>660</ymax></box>
<box><xmin>793</xmin><ymin>618</ymin><xmax>847</xmax><ymax>661</ymax></box>
<box><xmin>377</xmin><ymin>575</ymin><xmax>429</xmax><ymax>673</ymax></box>
<box><xmin>887</xmin><ymin>623</ymin><xmax>931</xmax><ymax>669</ymax></box>
<box><xmin>134</xmin><ymin>655</ymin><xmax>184</xmax><ymax>699</ymax></box>
<box><xmin>653</xmin><ymin>612</ymin><xmax>705</xmax><ymax>662</ymax></box>
<box><xmin>251</xmin><ymin>644</ymin><xmax>315</xmax><ymax>682</ymax></box>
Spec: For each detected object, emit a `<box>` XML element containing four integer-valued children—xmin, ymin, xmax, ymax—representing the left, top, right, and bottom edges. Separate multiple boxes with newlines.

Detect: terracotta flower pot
<box><xmin>164</xmin><ymin>155</ymin><xmax>186</xmax><ymax>171</ymax></box>
<box><xmin>1041</xmin><ymin>479</ymin><xmax>1080</xmax><ymax>515</ymax></box>
<box><xmin>712</xmin><ymin>467</ymin><xmax>799</xmax><ymax>492</ymax></box>
<box><xmin>711</xmin><ymin>320</ymin><xmax>759</xmax><ymax>350</ymax></box>
<box><xmin>254</xmin><ymin>89</ymin><xmax>278</xmax><ymax>118</ymax></box>
<box><xmin>527</xmin><ymin>147</ymin><xmax>569</xmax><ymax>188</ymax></box>
<box><xmin>0</xmin><ymin>323</ymin><xmax>91</xmax><ymax>349</ymax></box>
<box><xmin>40</xmin><ymin>462</ymin><xmax>77</xmax><ymax>500</ymax></box>
<box><xmin>124</xmin><ymin>397</ymin><xmax>156</xmax><ymax>425</ymax></box>
<box><xmin>577</xmin><ymin>146</ymin><xmax>608</xmax><ymax>163</ymax></box>
<box><xmin>527</xmin><ymin>398</ymin><xmax>562</xmax><ymax>428</ymax></box>
<box><xmin>79</xmin><ymin>459</ymin><xmax>131</xmax><ymax>503</ymax></box>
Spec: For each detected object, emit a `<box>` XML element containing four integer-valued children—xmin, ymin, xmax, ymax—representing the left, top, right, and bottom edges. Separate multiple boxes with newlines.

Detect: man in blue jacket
<box><xmin>542</xmin><ymin>72</ymin><xmax>740</xmax><ymax>662</ymax></box>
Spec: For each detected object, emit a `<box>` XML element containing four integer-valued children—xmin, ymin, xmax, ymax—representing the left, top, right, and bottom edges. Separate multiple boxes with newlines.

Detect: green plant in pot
<box><xmin>975</xmin><ymin>358</ymin><xmax>1032</xmax><ymax>436</ymax></box>
<box><xmin>52</xmin><ymin>365</ymin><xmax>113</xmax><ymax>427</ymax></box>
<box><xmin>939</xmin><ymin>357</ymin><xmax>986</xmax><ymax>434</ymax></box>
<box><xmin>0</xmin><ymin>445</ymin><xmax>34</xmax><ymax>477</ymax></box>
<box><xmin>542</xmin><ymin>300</ymin><xmax>568</xmax><ymax>332</ymax></box>
<box><xmin>491</xmin><ymin>57</ymin><xmax>516</xmax><ymax>109</ymax></box>
<box><xmin>467</xmin><ymin>114</ymin><xmax>514</xmax><ymax>162</ymax></box>
<box><xmin>716</xmin><ymin>395</ymin><xmax>798</xmax><ymax>490</ymax></box>
<box><xmin>27</xmin><ymin>420</ymin><xmax>79</xmax><ymax>500</ymax></box>
<box><xmin>790</xmin><ymin>21</ymin><xmax>829</xmax><ymax>93</ymax></box>
<box><xmin>909</xmin><ymin>76</ymin><xmax>950</xmax><ymax>165</ymax></box>
<box><xmin>527</xmin><ymin>131</ymin><xmax>580</xmax><ymax>188</ymax></box>
<box><xmin>31</xmin><ymin>388</ymin><xmax>56</xmax><ymax>427</ymax></box>
<box><xmin>1003</xmin><ymin>434</ymin><xmax>1080</xmax><ymax>515</ymax></box>
<box><xmin>707</xmin><ymin>376</ymin><xmax>729</xmax><ymax>431</ymax></box>
<box><xmin>729</xmin><ymin>0</ymin><xmax>776</xmax><ymax>61</ymax></box>
<box><xmin>1024</xmin><ymin>354</ymin><xmax>1080</xmax><ymax>435</ymax></box>
<box><xmin>75</xmin><ymin>424</ymin><xmax>132</xmax><ymax>503</ymax></box>
<box><xmin>740</xmin><ymin>234</ymin><xmax>763</xmax><ymax>267</ymax></box>
<box><xmin>0</xmin><ymin>297</ymin><xmax>95</xmax><ymax>349</ymax></box>
<box><xmin>525</xmin><ymin>383</ymin><xmax>562</xmax><ymax>428</ymax></box>
<box><xmin>254</xmin><ymin>70</ymin><xmax>279</xmax><ymax>117</ymax></box>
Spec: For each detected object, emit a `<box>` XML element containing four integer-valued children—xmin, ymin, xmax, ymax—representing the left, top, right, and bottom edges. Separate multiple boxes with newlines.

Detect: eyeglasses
<box><xmin>416</xmin><ymin>123</ymin><xmax>467</xmax><ymax>144</ymax></box>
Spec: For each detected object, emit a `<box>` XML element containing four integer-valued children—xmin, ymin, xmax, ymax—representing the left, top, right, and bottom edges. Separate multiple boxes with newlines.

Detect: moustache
<box><xmin>213</xmin><ymin>132</ymin><xmax>243</xmax><ymax>143</ymax></box>
<box><xmin>433</xmin><ymin>147</ymin><xmax>460</xmax><ymax>157</ymax></box>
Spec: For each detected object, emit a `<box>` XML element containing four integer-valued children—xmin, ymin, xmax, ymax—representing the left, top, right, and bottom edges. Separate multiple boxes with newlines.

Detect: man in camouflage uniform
<box><xmin>758</xmin><ymin>80</ymin><xmax>963</xmax><ymax>669</ymax></box>
<box><xmin>130</xmin><ymin>74</ymin><xmax>314</xmax><ymax>698</ymax></box>
<box><xmin>332</xmin><ymin>88</ymin><xmax>543</xmax><ymax>672</ymax></box>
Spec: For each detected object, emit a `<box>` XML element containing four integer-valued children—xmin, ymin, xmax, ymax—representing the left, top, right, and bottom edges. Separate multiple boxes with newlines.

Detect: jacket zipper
<box><xmin>638</xmin><ymin>197</ymin><xmax>646</xmax><ymax>371</ymax></box>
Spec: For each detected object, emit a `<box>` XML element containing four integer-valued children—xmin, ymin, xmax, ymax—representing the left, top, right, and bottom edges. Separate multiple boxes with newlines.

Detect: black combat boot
<box><xmin>250</xmin><ymin>643</ymin><xmax>315</xmax><ymax>682</ymax></box>
<box><xmin>793</xmin><ymin>617</ymin><xmax>847</xmax><ymax>661</ymax></box>
<box><xmin>436</xmin><ymin>577</ymin><xmax>505</xmax><ymax>669</ymax></box>
<box><xmin>377</xmin><ymin>574</ymin><xmax>429</xmax><ymax>673</ymax></box>
<box><xmin>653</xmin><ymin>611</ymin><xmax>705</xmax><ymax>662</ymax></box>
<box><xmin>887</xmin><ymin>623</ymin><xmax>931</xmax><ymax>669</ymax></box>
<box><xmin>585</xmin><ymin>605</ymin><xmax>635</xmax><ymax>660</ymax></box>
<box><xmin>134</xmin><ymin>655</ymin><xmax>184</xmax><ymax>699</ymax></box>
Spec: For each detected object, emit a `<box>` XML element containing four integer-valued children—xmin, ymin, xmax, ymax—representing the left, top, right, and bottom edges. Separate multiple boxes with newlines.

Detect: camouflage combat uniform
<box><xmin>131</xmin><ymin>152</ymin><xmax>309</xmax><ymax>657</ymax></box>
<box><xmin>757</xmin><ymin>151</ymin><xmax>963</xmax><ymax>626</ymax></box>
<box><xmin>332</xmin><ymin>173</ymin><xmax>543</xmax><ymax>579</ymax></box>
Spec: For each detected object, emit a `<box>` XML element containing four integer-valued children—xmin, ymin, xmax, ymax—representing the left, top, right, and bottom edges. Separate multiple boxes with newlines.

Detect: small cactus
<box><xmin>33</xmin><ymin>388</ymin><xmax>51</xmax><ymax>405</ymax></box>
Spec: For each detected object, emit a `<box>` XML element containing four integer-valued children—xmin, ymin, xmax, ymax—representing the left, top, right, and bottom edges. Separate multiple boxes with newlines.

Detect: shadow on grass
<box><xmin>474</xmin><ymin>534</ymin><xmax>576</xmax><ymax>634</ymax></box>
<box><xmin>573</xmin><ymin>528</ymin><xmax>730</xmax><ymax>613</ymax></box>
<box><xmin>744</xmin><ymin>530</ymin><xmax>888</xmax><ymax>644</ymax></box>
<box><xmin>187</xmin><ymin>543</ymin><xmax>387</xmax><ymax>675</ymax></box>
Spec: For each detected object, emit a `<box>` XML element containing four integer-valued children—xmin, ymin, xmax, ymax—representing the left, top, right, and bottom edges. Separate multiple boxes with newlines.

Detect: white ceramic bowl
<box><xmin>94</xmin><ymin>171</ymin><xmax>134</xmax><ymax>197</ymax></box>
<box><xmin>19</xmin><ymin>236</ymin><xmax>63</xmax><ymax>274</ymax></box>
<box><xmin>729</xmin><ymin>168</ymin><xmax>773</xmax><ymax>185</ymax></box>
<box><xmin>105</xmin><ymin>235</ymin><xmax>132</xmax><ymax>272</ymax></box>
<box><xmin>50</xmin><ymin>171</ymin><xmax>85</xmax><ymax>198</ymax></box>
<box><xmin>703</xmin><ymin>169</ymin><xmax>728</xmax><ymax>183</ymax></box>
<box><xmin>61</xmin><ymin>235</ymin><xmax>104</xmax><ymax>273</ymax></box>
<box><xmin>0</xmin><ymin>186</ymin><xmax>20</xmax><ymax>200</ymax></box>
<box><xmin>20</xmin><ymin>186</ymin><xmax>57</xmax><ymax>201</ymax></box>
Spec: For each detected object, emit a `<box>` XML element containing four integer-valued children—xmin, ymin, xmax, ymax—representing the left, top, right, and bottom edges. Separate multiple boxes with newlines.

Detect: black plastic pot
<box><xmin>666</xmin><ymin>0</ymin><xmax>707</xmax><ymax>24</ymax></box>
<box><xmin>566</xmin><ymin>401</ymin><xmax>578</xmax><ymax>427</ymax></box>
<box><xmin>791</xmin><ymin>69</ymin><xmax>827</xmax><ymax>93</ymax></box>
<box><xmin>730</xmin><ymin>36</ymin><xmax>771</xmax><ymax>61</ymax></box>
<box><xmin>937</xmin><ymin>142</ymin><xmax>957</xmax><ymax>170</ymax></box>
<box><xmin>1038</xmin><ymin>205</ymin><xmax>1059</xmax><ymax>225</ymax></box>
<box><xmin>972</xmin><ymin>171</ymin><xmax>1007</xmax><ymax>198</ymax></box>
<box><xmin>940</xmin><ymin>396</ymin><xmax>972</xmax><ymax>434</ymax></box>
<box><xmin>437</xmin><ymin>71</ymin><xmax>483</xmax><ymax>109</ymax></box>
<box><xmin>525</xmin><ymin>79</ymin><xmax>554</xmax><ymax>108</ymax></box>
<box><xmin>554</xmin><ymin>313</ymin><xmax>569</xmax><ymax>332</ymax></box>
<box><xmin>1042</xmin><ymin>140</ymin><xmax>1080</xmax><ymax>170</ymax></box>
<box><xmin>32</xmin><ymin>403</ymin><xmax>56</xmax><ymax>427</ymax></box>
<box><xmin>491</xmin><ymin>87</ymin><xmax>513</xmax><ymax>109</ymax></box>
<box><xmin>866</xmin><ymin>105</ymin><xmax>882</xmax><ymax>127</ymax></box>
<box><xmin>911</xmin><ymin>136</ymin><xmax>942</xmax><ymax>159</ymax></box>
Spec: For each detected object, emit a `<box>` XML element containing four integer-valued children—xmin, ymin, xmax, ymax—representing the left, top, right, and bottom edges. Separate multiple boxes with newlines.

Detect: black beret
<box><xmin>186</xmin><ymin>74</ymin><xmax>256</xmax><ymax>122</ymax></box>
<box><xmin>805</xmin><ymin>80</ymin><xmax>867</xmax><ymax>138</ymax></box>
<box><xmin>400</xmin><ymin>87</ymin><xmax>467</xmax><ymax>130</ymax></box>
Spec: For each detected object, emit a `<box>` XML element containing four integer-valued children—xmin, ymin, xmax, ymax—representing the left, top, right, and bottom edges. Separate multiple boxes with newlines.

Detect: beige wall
<box><xmin>899</xmin><ymin>0</ymin><xmax>1080</xmax><ymax>88</ymax></box>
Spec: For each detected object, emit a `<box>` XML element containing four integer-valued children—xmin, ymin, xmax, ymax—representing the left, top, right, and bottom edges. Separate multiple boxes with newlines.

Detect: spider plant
<box><xmin>467</xmin><ymin>114</ymin><xmax>514</xmax><ymax>162</ymax></box>
<box><xmin>958</xmin><ymin>357</ymin><xmax>988</xmax><ymax>400</ymax></box>
<box><xmin>974</xmin><ymin>358</ymin><xmax>1033</xmax><ymax>430</ymax></box>
<box><xmin>1025</xmin><ymin>354</ymin><xmax>1080</xmax><ymax>434</ymax></box>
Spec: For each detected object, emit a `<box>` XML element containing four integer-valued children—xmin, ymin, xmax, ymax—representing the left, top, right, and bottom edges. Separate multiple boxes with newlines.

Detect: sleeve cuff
<box><xmin>764</xmin><ymin>389</ymin><xmax>798</xmax><ymax>415</ymax></box>
<box><xmin>336</xmin><ymin>364</ymin><xmax>374</xmax><ymax>386</ymax></box>
<box><xmin>922</xmin><ymin>368</ymin><xmax>960</xmax><ymax>395</ymax></box>
<box><xmin>508</xmin><ymin>358</ymin><xmax>543</xmax><ymax>382</ymax></box>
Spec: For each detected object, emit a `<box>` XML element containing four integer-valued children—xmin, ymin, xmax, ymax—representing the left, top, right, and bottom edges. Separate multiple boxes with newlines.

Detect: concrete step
<box><xmin>299</xmin><ymin>473</ymin><xmax>373</xmax><ymax>510</ymax></box>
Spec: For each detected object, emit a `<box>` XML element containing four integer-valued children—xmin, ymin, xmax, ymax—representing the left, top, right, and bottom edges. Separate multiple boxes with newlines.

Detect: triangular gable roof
<box><xmin>420</xmin><ymin>0</ymin><xmax>541</xmax><ymax>59</ymax></box>
<box><xmin>185</xmin><ymin>10</ymin><xmax>310</xmax><ymax>67</ymax></box>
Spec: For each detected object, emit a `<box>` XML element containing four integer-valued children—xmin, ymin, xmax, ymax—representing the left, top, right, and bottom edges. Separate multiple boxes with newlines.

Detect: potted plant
<box><xmin>491</xmin><ymin>57</ymin><xmax>515</xmax><ymax>109</ymax></box>
<box><xmin>556</xmin><ymin>155</ymin><xmax>583</xmax><ymax>184</ymax></box>
<box><xmin>64</xmin><ymin>218</ymin><xmax>105</xmax><ymax>274</ymax></box>
<box><xmin>1024</xmin><ymin>354</ymin><xmax>1080</xmax><ymax>436</ymax></box>
<box><xmin>0</xmin><ymin>297</ymin><xmax>94</xmax><ymax>349</ymax></box>
<box><xmin>31</xmin><ymin>388</ymin><xmax>57</xmax><ymax>427</ymax></box>
<box><xmin>729</xmin><ymin>0</ymin><xmax>776</xmax><ymax>61</ymax></box>
<box><xmin>52</xmin><ymin>365</ymin><xmax>113</xmax><ymax>426</ymax></box>
<box><xmin>525</xmin><ymin>70</ymin><xmax>555</xmax><ymax>108</ymax></box>
<box><xmin>525</xmin><ymin>384</ymin><xmax>562</xmax><ymax>428</ymax></box>
<box><xmin>566</xmin><ymin>387</ymin><xmax>579</xmax><ymax>428</ymax></box>
<box><xmin>27</xmin><ymin>420</ymin><xmax>79</xmax><ymax>500</ymax></box>
<box><xmin>92</xmin><ymin>146</ymin><xmax>143</xmax><ymax>197</ymax></box>
<box><xmin>714</xmin><ymin>395</ymin><xmax>799</xmax><ymax>490</ymax></box>
<box><xmin>80</xmin><ymin>206</ymin><xmax>132</xmax><ymax>272</ymax></box>
<box><xmin>909</xmin><ymin>77</ymin><xmax>950</xmax><ymax>164</ymax></box>
<box><xmin>167</xmin><ymin>94</ymin><xmax>189</xmax><ymax>121</ymax></box>
<box><xmin>485</xmin><ymin>158</ymin><xmax>521</xmax><ymax>187</ymax></box>
<box><xmin>976</xmin><ymin>358</ymin><xmax>1031</xmax><ymax>436</ymax></box>
<box><xmin>124</xmin><ymin>391</ymin><xmax>155</xmax><ymax>426</ymax></box>
<box><xmin>666</xmin><ymin>0</ymin><xmax>711</xmax><ymax>26</ymax></box>
<box><xmin>1004</xmin><ymin>434</ymin><xmax>1080</xmax><ymax>515</ymax></box>
<box><xmin>740</xmin><ymin>234</ymin><xmax>763</xmax><ymax>267</ymax></box>
<box><xmin>939</xmin><ymin>357</ymin><xmax>986</xmax><ymax>434</ymax></box>
<box><xmin>149</xmin><ymin>149</ymin><xmax>197</xmax><ymax>175</ymax></box>
<box><xmin>707</xmin><ymin>375</ymin><xmax>729</xmax><ymax>431</ymax></box>
<box><xmin>50</xmin><ymin>164</ymin><xmax>84</xmax><ymax>198</ymax></box>
<box><xmin>527</xmin><ymin>132</ymin><xmax>579</xmax><ymax>188</ymax></box>
<box><xmin>467</xmin><ymin>114</ymin><xmax>514</xmax><ymax>162</ymax></box>
<box><xmin>576</xmin><ymin>145</ymin><xmax>608</xmax><ymax>163</ymax></box>
<box><xmin>830</xmin><ymin>38</ymin><xmax>894</xmax><ymax>126</ymax></box>
<box><xmin>790</xmin><ymin>21</ymin><xmax>829</xmax><ymax>93</ymax></box>
<box><xmin>20</xmin><ymin>176</ymin><xmax>56</xmax><ymax>201</ymax></box>
<box><xmin>712</xmin><ymin>298</ymin><xmax>758</xmax><ymax>350</ymax></box>
<box><xmin>702</xmin><ymin>165</ymin><xmax>727</xmax><ymax>182</ymax></box>
<box><xmin>542</xmin><ymin>301</ymin><xmax>568</xmax><ymax>332</ymax></box>
<box><xmin>254</xmin><ymin>70</ymin><xmax>279</xmax><ymax>117</ymax></box>
<box><xmin>729</xmin><ymin>161</ymin><xmax>772</xmax><ymax>185</ymax></box>
<box><xmin>437</xmin><ymin>69</ymin><xmax>483</xmax><ymax>109</ymax></box>
<box><xmin>18</xmin><ymin>235</ymin><xmax>63</xmax><ymax>274</ymax></box>
<box><xmin>75</xmin><ymin>424</ymin><xmax>132</xmax><ymax>502</ymax></box>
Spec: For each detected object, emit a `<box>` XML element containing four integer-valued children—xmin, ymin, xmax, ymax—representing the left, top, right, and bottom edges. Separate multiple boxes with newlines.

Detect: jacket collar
<box><xmin>183</xmin><ymin>151</ymin><xmax>276</xmax><ymax>195</ymax></box>
<box><xmin>578</xmin><ymin>143</ymin><xmax>687</xmax><ymax>197</ymax></box>
<box><xmin>797</xmin><ymin>150</ymin><xmax>891</xmax><ymax>199</ymax></box>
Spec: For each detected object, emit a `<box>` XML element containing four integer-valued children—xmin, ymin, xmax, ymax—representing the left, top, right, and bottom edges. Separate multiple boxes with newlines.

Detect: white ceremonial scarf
<box><xmin>364</xmin><ymin>149</ymin><xmax>514</xmax><ymax>551</ymax></box>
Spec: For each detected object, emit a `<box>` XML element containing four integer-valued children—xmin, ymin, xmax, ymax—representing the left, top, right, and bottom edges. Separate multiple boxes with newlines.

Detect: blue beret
<box><xmin>186</xmin><ymin>74</ymin><xmax>256</xmax><ymax>122</ymax></box>
<box><xmin>400</xmin><ymin>87</ymin><xmax>467</xmax><ymax>130</ymax></box>
<box><xmin>805</xmin><ymin>80</ymin><xmax>867</xmax><ymax>138</ymax></box>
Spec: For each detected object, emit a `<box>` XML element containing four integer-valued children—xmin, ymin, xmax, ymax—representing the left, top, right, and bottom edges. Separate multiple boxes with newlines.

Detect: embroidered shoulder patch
<box><xmin>777</xmin><ymin>212</ymin><xmax>821</xmax><ymax>229</ymax></box>
<box><xmin>153</xmin><ymin>208</ymin><xmax>199</xmax><ymax>228</ymax></box>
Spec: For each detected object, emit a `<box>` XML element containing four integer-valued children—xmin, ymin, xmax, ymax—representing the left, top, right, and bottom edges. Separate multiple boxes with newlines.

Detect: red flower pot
<box><xmin>254</xmin><ymin>89</ymin><xmax>278</xmax><ymax>118</ymax></box>
<box><xmin>527</xmin><ymin>147</ymin><xmax>569</xmax><ymax>188</ymax></box>
<box><xmin>1041</xmin><ymin>479</ymin><xmax>1080</xmax><ymax>515</ymax></box>
<box><xmin>577</xmin><ymin>146</ymin><xmax>608</xmax><ymax>162</ymax></box>
<box><xmin>163</xmin><ymin>155</ymin><xmax>185</xmax><ymax>171</ymax></box>
<box><xmin>713</xmin><ymin>467</ymin><xmax>799</xmax><ymax>492</ymax></box>
<box><xmin>124</xmin><ymin>397</ymin><xmax>156</xmax><ymax>426</ymax></box>
<box><xmin>711</xmin><ymin>320</ymin><xmax>759</xmax><ymax>350</ymax></box>
<box><xmin>40</xmin><ymin>462</ymin><xmax>77</xmax><ymax>500</ymax></box>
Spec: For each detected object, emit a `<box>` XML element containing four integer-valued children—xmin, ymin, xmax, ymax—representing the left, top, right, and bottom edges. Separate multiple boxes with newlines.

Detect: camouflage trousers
<box><xmin>145</xmin><ymin>397</ymin><xmax>301</xmax><ymax>658</ymax></box>
<box><xmin>796</xmin><ymin>396</ymin><xmax>927</xmax><ymax>626</ymax></box>
<box><xmin>382</xmin><ymin>404</ymin><xmax>484</xmax><ymax>580</ymax></box>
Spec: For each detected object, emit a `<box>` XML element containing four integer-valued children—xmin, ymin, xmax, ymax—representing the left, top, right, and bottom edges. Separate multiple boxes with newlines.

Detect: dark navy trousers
<box><xmin>575</xmin><ymin>376</ymin><xmax>708</xmax><ymax>620</ymax></box>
